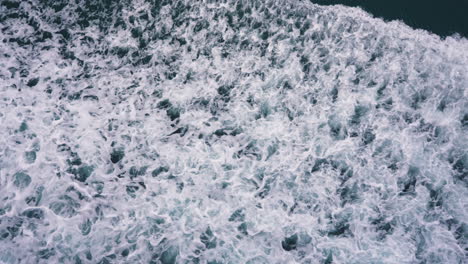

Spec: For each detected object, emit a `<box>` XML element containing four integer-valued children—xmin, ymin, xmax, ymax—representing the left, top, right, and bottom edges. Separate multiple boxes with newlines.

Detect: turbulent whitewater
<box><xmin>0</xmin><ymin>0</ymin><xmax>467</xmax><ymax>263</ymax></box>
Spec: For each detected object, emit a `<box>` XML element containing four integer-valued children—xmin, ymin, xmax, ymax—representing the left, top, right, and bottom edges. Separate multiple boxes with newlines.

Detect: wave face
<box><xmin>0</xmin><ymin>0</ymin><xmax>467</xmax><ymax>263</ymax></box>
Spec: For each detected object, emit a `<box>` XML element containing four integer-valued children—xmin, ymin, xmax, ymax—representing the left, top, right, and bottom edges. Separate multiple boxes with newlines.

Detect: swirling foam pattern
<box><xmin>0</xmin><ymin>0</ymin><xmax>467</xmax><ymax>263</ymax></box>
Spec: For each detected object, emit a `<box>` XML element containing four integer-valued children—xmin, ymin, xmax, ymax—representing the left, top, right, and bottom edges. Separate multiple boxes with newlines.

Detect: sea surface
<box><xmin>0</xmin><ymin>1</ymin><xmax>467</xmax><ymax>263</ymax></box>
<box><xmin>311</xmin><ymin>0</ymin><xmax>468</xmax><ymax>38</ymax></box>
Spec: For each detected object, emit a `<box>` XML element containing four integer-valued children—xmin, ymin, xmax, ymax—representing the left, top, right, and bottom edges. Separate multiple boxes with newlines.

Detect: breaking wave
<box><xmin>0</xmin><ymin>0</ymin><xmax>467</xmax><ymax>263</ymax></box>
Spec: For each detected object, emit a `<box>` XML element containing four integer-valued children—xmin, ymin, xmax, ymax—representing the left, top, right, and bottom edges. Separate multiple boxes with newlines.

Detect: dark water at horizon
<box><xmin>312</xmin><ymin>0</ymin><xmax>468</xmax><ymax>38</ymax></box>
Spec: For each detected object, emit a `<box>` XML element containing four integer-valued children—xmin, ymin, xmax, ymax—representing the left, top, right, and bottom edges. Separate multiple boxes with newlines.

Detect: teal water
<box><xmin>312</xmin><ymin>0</ymin><xmax>468</xmax><ymax>37</ymax></box>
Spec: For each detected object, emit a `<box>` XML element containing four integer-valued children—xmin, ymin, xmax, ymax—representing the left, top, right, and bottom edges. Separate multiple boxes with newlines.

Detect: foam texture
<box><xmin>0</xmin><ymin>0</ymin><xmax>467</xmax><ymax>263</ymax></box>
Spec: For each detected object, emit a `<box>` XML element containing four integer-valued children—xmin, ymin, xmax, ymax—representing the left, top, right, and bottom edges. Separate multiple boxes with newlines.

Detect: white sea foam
<box><xmin>0</xmin><ymin>0</ymin><xmax>467</xmax><ymax>263</ymax></box>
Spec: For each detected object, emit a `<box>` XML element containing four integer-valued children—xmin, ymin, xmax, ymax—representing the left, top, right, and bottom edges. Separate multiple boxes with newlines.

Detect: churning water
<box><xmin>0</xmin><ymin>1</ymin><xmax>467</xmax><ymax>263</ymax></box>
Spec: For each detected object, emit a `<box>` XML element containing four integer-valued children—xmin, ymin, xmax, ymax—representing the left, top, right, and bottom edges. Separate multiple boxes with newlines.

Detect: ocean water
<box><xmin>0</xmin><ymin>1</ymin><xmax>467</xmax><ymax>263</ymax></box>
<box><xmin>311</xmin><ymin>0</ymin><xmax>468</xmax><ymax>38</ymax></box>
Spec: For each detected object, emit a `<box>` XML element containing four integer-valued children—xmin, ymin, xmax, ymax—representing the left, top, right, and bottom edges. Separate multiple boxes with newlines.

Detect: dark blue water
<box><xmin>312</xmin><ymin>0</ymin><xmax>468</xmax><ymax>37</ymax></box>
